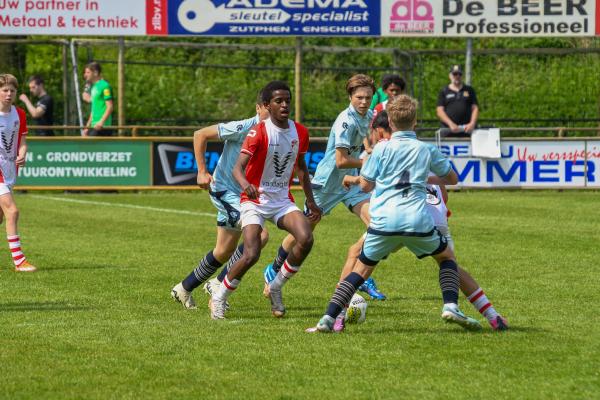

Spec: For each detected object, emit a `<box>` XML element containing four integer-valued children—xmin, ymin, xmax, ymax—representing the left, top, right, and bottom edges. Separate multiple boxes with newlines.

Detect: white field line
<box><xmin>31</xmin><ymin>195</ymin><xmax>215</xmax><ymax>218</ymax></box>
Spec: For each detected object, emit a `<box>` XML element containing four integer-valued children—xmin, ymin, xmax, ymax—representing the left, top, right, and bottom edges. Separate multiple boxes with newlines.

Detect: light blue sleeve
<box><xmin>361</xmin><ymin>145</ymin><xmax>382</xmax><ymax>182</ymax></box>
<box><xmin>429</xmin><ymin>144</ymin><xmax>452</xmax><ymax>177</ymax></box>
<box><xmin>333</xmin><ymin>114</ymin><xmax>356</xmax><ymax>149</ymax></box>
<box><xmin>217</xmin><ymin>116</ymin><xmax>258</xmax><ymax>142</ymax></box>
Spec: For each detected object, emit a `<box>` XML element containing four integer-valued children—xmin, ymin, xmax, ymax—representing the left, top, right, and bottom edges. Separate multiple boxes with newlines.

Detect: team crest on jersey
<box><xmin>273</xmin><ymin>151</ymin><xmax>293</xmax><ymax>178</ymax></box>
<box><xmin>103</xmin><ymin>88</ymin><xmax>111</xmax><ymax>97</ymax></box>
<box><xmin>426</xmin><ymin>187</ymin><xmax>441</xmax><ymax>205</ymax></box>
<box><xmin>463</xmin><ymin>91</ymin><xmax>470</xmax><ymax>97</ymax></box>
<box><xmin>342</xmin><ymin>122</ymin><xmax>349</xmax><ymax>130</ymax></box>
<box><xmin>236</xmin><ymin>124</ymin><xmax>244</xmax><ymax>132</ymax></box>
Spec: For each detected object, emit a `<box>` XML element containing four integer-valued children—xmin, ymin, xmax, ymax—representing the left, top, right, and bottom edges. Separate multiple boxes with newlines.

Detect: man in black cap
<box><xmin>436</xmin><ymin>65</ymin><xmax>479</xmax><ymax>137</ymax></box>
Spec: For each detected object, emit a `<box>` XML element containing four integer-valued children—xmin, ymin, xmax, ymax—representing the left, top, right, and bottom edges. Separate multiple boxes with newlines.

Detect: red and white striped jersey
<box><xmin>0</xmin><ymin>106</ymin><xmax>27</xmax><ymax>186</ymax></box>
<box><xmin>240</xmin><ymin>118</ymin><xmax>309</xmax><ymax>204</ymax></box>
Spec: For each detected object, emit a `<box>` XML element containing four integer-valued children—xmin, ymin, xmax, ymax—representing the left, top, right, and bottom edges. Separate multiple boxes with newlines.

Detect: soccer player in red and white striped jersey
<box><xmin>0</xmin><ymin>74</ymin><xmax>36</xmax><ymax>272</ymax></box>
<box><xmin>209</xmin><ymin>81</ymin><xmax>321</xmax><ymax>320</ymax></box>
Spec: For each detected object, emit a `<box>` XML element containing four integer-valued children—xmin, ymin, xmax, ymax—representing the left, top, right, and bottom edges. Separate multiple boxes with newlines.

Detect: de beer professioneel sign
<box><xmin>0</xmin><ymin>0</ymin><xmax>598</xmax><ymax>37</ymax></box>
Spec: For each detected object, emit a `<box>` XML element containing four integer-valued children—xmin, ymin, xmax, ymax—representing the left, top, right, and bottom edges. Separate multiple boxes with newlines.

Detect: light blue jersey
<box><xmin>211</xmin><ymin>115</ymin><xmax>260</xmax><ymax>194</ymax></box>
<box><xmin>361</xmin><ymin>131</ymin><xmax>452</xmax><ymax>235</ymax></box>
<box><xmin>311</xmin><ymin>105</ymin><xmax>373</xmax><ymax>194</ymax></box>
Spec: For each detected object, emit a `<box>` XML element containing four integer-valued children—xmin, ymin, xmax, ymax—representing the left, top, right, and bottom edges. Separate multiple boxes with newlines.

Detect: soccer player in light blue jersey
<box><xmin>171</xmin><ymin>92</ymin><xmax>270</xmax><ymax>310</ymax></box>
<box><xmin>307</xmin><ymin>95</ymin><xmax>482</xmax><ymax>333</ymax></box>
<box><xmin>261</xmin><ymin>74</ymin><xmax>387</xmax><ymax>305</ymax></box>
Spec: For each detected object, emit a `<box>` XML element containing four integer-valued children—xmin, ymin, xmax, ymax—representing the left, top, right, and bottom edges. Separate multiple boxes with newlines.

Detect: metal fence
<box><xmin>1</xmin><ymin>37</ymin><xmax>599</xmax><ymax>137</ymax></box>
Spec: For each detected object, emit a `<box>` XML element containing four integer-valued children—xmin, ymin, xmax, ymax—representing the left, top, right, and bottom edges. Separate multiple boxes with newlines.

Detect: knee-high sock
<box><xmin>181</xmin><ymin>251</ymin><xmax>222</xmax><ymax>292</ymax></box>
<box><xmin>271</xmin><ymin>246</ymin><xmax>289</xmax><ymax>273</ymax></box>
<box><xmin>325</xmin><ymin>272</ymin><xmax>365</xmax><ymax>319</ymax></box>
<box><xmin>217</xmin><ymin>244</ymin><xmax>244</xmax><ymax>282</ymax></box>
<box><xmin>439</xmin><ymin>260</ymin><xmax>459</xmax><ymax>305</ymax></box>
<box><xmin>269</xmin><ymin>260</ymin><xmax>299</xmax><ymax>291</ymax></box>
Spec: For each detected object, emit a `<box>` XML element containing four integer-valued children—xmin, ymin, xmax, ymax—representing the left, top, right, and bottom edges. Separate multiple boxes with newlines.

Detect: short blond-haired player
<box><xmin>0</xmin><ymin>74</ymin><xmax>36</xmax><ymax>272</ymax></box>
<box><xmin>307</xmin><ymin>95</ymin><xmax>481</xmax><ymax>333</ymax></box>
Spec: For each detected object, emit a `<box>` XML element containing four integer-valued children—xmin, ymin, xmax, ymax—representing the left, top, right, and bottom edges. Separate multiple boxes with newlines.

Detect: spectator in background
<box><xmin>19</xmin><ymin>75</ymin><xmax>54</xmax><ymax>136</ymax></box>
<box><xmin>436</xmin><ymin>65</ymin><xmax>479</xmax><ymax>138</ymax></box>
<box><xmin>82</xmin><ymin>61</ymin><xmax>114</xmax><ymax>136</ymax></box>
<box><xmin>369</xmin><ymin>73</ymin><xmax>392</xmax><ymax>110</ymax></box>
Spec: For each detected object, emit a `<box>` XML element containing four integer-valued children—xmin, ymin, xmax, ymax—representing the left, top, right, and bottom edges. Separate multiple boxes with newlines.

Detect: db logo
<box><xmin>391</xmin><ymin>0</ymin><xmax>433</xmax><ymax>21</ymax></box>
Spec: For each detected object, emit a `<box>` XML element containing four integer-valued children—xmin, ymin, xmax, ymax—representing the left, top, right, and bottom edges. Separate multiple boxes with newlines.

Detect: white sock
<box><xmin>468</xmin><ymin>288</ymin><xmax>499</xmax><ymax>322</ymax></box>
<box><xmin>218</xmin><ymin>275</ymin><xmax>240</xmax><ymax>301</ymax></box>
<box><xmin>269</xmin><ymin>260</ymin><xmax>299</xmax><ymax>291</ymax></box>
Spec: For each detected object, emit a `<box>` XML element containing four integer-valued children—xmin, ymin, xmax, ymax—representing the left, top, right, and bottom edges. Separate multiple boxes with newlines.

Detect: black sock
<box><xmin>272</xmin><ymin>246</ymin><xmax>289</xmax><ymax>273</ymax></box>
<box><xmin>439</xmin><ymin>260</ymin><xmax>459</xmax><ymax>304</ymax></box>
<box><xmin>217</xmin><ymin>244</ymin><xmax>244</xmax><ymax>282</ymax></box>
<box><xmin>325</xmin><ymin>272</ymin><xmax>365</xmax><ymax>319</ymax></box>
<box><xmin>182</xmin><ymin>251</ymin><xmax>222</xmax><ymax>291</ymax></box>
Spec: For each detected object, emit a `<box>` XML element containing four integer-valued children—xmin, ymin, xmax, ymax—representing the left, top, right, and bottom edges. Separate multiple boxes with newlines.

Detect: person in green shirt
<box><xmin>82</xmin><ymin>61</ymin><xmax>114</xmax><ymax>136</ymax></box>
<box><xmin>369</xmin><ymin>74</ymin><xmax>392</xmax><ymax>110</ymax></box>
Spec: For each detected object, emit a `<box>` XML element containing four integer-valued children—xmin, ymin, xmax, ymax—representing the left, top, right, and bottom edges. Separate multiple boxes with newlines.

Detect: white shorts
<box><xmin>240</xmin><ymin>199</ymin><xmax>300</xmax><ymax>228</ymax></box>
<box><xmin>0</xmin><ymin>183</ymin><xmax>13</xmax><ymax>196</ymax></box>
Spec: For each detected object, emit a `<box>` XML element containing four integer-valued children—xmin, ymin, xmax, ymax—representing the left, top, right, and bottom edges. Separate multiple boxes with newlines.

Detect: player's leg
<box><xmin>0</xmin><ymin>189</ymin><xmax>35</xmax><ymax>272</ymax></box>
<box><xmin>307</xmin><ymin>230</ymin><xmax>391</xmax><ymax>333</ymax></box>
<box><xmin>438</xmin><ymin>225</ymin><xmax>508</xmax><ymax>330</ymax></box>
<box><xmin>348</xmin><ymin>196</ymin><xmax>387</xmax><ymax>300</ymax></box>
<box><xmin>428</xmin><ymin>239</ymin><xmax>481</xmax><ymax>331</ymax></box>
<box><xmin>266</xmin><ymin>209</ymin><xmax>314</xmax><ymax>317</ymax></box>
<box><xmin>171</xmin><ymin>226</ymin><xmax>239</xmax><ymax>310</ymax></box>
<box><xmin>211</xmin><ymin>219</ymin><xmax>264</xmax><ymax>319</ymax></box>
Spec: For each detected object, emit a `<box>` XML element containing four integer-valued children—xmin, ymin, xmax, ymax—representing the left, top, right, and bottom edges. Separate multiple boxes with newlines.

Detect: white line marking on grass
<box><xmin>32</xmin><ymin>195</ymin><xmax>215</xmax><ymax>218</ymax></box>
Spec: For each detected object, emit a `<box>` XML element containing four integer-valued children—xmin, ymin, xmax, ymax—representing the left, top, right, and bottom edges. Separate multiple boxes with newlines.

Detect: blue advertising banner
<box><xmin>168</xmin><ymin>0</ymin><xmax>379</xmax><ymax>36</ymax></box>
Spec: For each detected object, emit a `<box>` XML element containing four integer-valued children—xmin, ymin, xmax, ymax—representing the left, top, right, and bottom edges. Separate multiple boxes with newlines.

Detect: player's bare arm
<box><xmin>15</xmin><ymin>136</ymin><xmax>27</xmax><ymax>167</ymax></box>
<box><xmin>359</xmin><ymin>176</ymin><xmax>375</xmax><ymax>193</ymax></box>
<box><xmin>233</xmin><ymin>152</ymin><xmax>259</xmax><ymax>199</ymax></box>
<box><xmin>342</xmin><ymin>175</ymin><xmax>360</xmax><ymax>189</ymax></box>
<box><xmin>296</xmin><ymin>157</ymin><xmax>321</xmax><ymax>223</ymax></box>
<box><xmin>335</xmin><ymin>147</ymin><xmax>363</xmax><ymax>169</ymax></box>
<box><xmin>193</xmin><ymin>125</ymin><xmax>219</xmax><ymax>189</ymax></box>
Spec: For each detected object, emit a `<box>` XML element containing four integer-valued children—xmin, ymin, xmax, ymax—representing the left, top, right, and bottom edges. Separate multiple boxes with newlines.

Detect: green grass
<box><xmin>0</xmin><ymin>190</ymin><xmax>598</xmax><ymax>399</ymax></box>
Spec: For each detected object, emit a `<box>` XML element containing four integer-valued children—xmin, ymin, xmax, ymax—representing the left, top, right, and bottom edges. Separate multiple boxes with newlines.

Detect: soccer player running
<box><xmin>307</xmin><ymin>95</ymin><xmax>481</xmax><ymax>333</ymax></box>
<box><xmin>0</xmin><ymin>74</ymin><xmax>36</xmax><ymax>272</ymax></box>
<box><xmin>171</xmin><ymin>92</ymin><xmax>270</xmax><ymax>309</ymax></box>
<box><xmin>209</xmin><ymin>81</ymin><xmax>321</xmax><ymax>320</ymax></box>
<box><xmin>344</xmin><ymin>110</ymin><xmax>508</xmax><ymax>331</ymax></box>
<box><xmin>262</xmin><ymin>74</ymin><xmax>387</xmax><ymax>302</ymax></box>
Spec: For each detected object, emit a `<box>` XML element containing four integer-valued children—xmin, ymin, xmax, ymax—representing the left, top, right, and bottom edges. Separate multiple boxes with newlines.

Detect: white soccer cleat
<box><xmin>210</xmin><ymin>294</ymin><xmax>227</xmax><ymax>320</ymax></box>
<box><xmin>441</xmin><ymin>304</ymin><xmax>482</xmax><ymax>331</ymax></box>
<box><xmin>204</xmin><ymin>278</ymin><xmax>230</xmax><ymax>310</ymax></box>
<box><xmin>305</xmin><ymin>316</ymin><xmax>335</xmax><ymax>333</ymax></box>
<box><xmin>171</xmin><ymin>282</ymin><xmax>197</xmax><ymax>310</ymax></box>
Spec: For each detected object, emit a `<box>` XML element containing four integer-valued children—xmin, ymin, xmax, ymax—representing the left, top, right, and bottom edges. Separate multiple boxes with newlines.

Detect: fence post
<box><xmin>295</xmin><ymin>37</ymin><xmax>303</xmax><ymax>123</ymax></box>
<box><xmin>465</xmin><ymin>38</ymin><xmax>473</xmax><ymax>85</ymax></box>
<box><xmin>118</xmin><ymin>37</ymin><xmax>125</xmax><ymax>136</ymax></box>
<box><xmin>69</xmin><ymin>39</ymin><xmax>84</xmax><ymax>136</ymax></box>
<box><xmin>62</xmin><ymin>42</ymin><xmax>69</xmax><ymax>135</ymax></box>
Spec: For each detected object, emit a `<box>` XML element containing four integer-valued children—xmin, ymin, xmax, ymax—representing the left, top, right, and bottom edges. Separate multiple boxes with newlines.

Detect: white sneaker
<box><xmin>210</xmin><ymin>294</ymin><xmax>227</xmax><ymax>320</ymax></box>
<box><xmin>171</xmin><ymin>283</ymin><xmax>197</xmax><ymax>310</ymax></box>
<box><xmin>204</xmin><ymin>278</ymin><xmax>230</xmax><ymax>310</ymax></box>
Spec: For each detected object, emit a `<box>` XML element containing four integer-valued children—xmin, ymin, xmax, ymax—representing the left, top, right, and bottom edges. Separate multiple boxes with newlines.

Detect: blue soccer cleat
<box><xmin>262</xmin><ymin>264</ymin><xmax>277</xmax><ymax>298</ymax></box>
<box><xmin>358</xmin><ymin>277</ymin><xmax>387</xmax><ymax>300</ymax></box>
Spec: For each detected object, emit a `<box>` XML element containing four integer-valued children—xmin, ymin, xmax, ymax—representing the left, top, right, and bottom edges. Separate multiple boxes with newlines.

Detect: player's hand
<box><xmin>342</xmin><ymin>175</ymin><xmax>359</xmax><ymax>190</ymax></box>
<box><xmin>464</xmin><ymin>122</ymin><xmax>475</xmax><ymax>133</ymax></box>
<box><xmin>93</xmin><ymin>122</ymin><xmax>103</xmax><ymax>130</ymax></box>
<box><xmin>15</xmin><ymin>154</ymin><xmax>26</xmax><ymax>166</ymax></box>
<box><xmin>18</xmin><ymin>94</ymin><xmax>28</xmax><ymax>103</ymax></box>
<box><xmin>82</xmin><ymin>128</ymin><xmax>89</xmax><ymax>137</ymax></box>
<box><xmin>449</xmin><ymin>122</ymin><xmax>461</xmax><ymax>133</ymax></box>
<box><xmin>243</xmin><ymin>183</ymin><xmax>260</xmax><ymax>200</ymax></box>
<box><xmin>197</xmin><ymin>171</ymin><xmax>212</xmax><ymax>189</ymax></box>
<box><xmin>305</xmin><ymin>200</ymin><xmax>322</xmax><ymax>223</ymax></box>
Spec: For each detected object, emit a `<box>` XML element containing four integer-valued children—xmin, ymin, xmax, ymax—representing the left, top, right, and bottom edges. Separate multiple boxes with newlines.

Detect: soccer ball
<box><xmin>345</xmin><ymin>293</ymin><xmax>367</xmax><ymax>324</ymax></box>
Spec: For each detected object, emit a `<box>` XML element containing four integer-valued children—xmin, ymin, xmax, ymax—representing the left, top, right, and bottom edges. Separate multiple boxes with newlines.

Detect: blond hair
<box><xmin>387</xmin><ymin>95</ymin><xmax>418</xmax><ymax>130</ymax></box>
<box><xmin>346</xmin><ymin>74</ymin><xmax>375</xmax><ymax>96</ymax></box>
<box><xmin>0</xmin><ymin>74</ymin><xmax>18</xmax><ymax>89</ymax></box>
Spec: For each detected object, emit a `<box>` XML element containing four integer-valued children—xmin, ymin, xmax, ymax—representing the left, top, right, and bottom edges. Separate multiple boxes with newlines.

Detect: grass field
<box><xmin>1</xmin><ymin>190</ymin><xmax>598</xmax><ymax>399</ymax></box>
